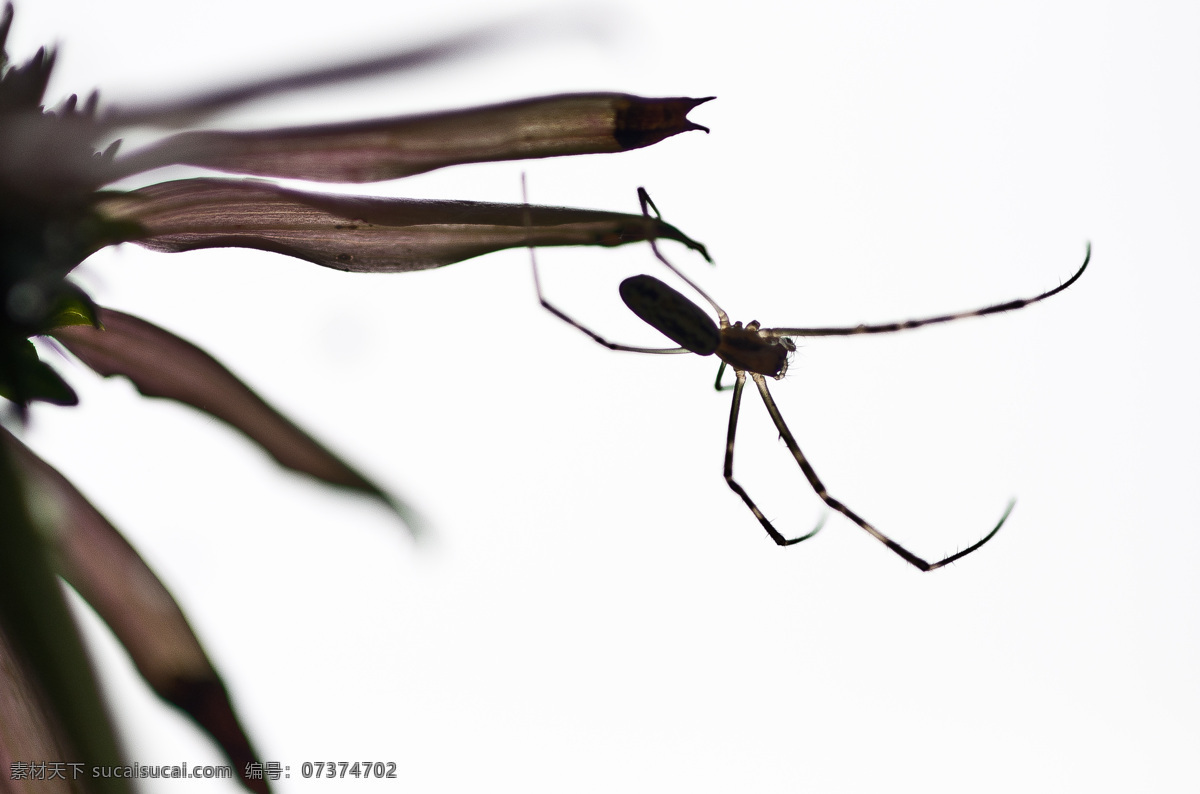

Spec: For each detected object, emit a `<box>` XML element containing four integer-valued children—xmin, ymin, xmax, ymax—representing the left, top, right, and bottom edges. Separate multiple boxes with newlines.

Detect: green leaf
<box><xmin>41</xmin><ymin>283</ymin><xmax>100</xmax><ymax>330</ymax></box>
<box><xmin>0</xmin><ymin>337</ymin><xmax>78</xmax><ymax>407</ymax></box>
<box><xmin>0</xmin><ymin>441</ymin><xmax>131</xmax><ymax>794</ymax></box>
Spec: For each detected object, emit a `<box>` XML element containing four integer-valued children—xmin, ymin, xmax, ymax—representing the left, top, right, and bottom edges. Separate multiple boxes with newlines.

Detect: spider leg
<box><xmin>723</xmin><ymin>369</ymin><xmax>825</xmax><ymax>545</ymax></box>
<box><xmin>765</xmin><ymin>243</ymin><xmax>1090</xmax><ymax>339</ymax></box>
<box><xmin>636</xmin><ymin>188</ymin><xmax>730</xmax><ymax>326</ymax></box>
<box><xmin>714</xmin><ymin>361</ymin><xmax>735</xmax><ymax>391</ymax></box>
<box><xmin>522</xmin><ymin>177</ymin><xmax>687</xmax><ymax>355</ymax></box>
<box><xmin>530</xmin><ymin>256</ymin><xmax>690</xmax><ymax>354</ymax></box>
<box><xmin>750</xmin><ymin>372</ymin><xmax>1012</xmax><ymax>571</ymax></box>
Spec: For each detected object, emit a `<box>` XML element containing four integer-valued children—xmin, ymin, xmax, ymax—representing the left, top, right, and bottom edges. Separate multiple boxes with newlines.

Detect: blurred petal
<box><xmin>96</xmin><ymin>178</ymin><xmax>710</xmax><ymax>273</ymax></box>
<box><xmin>98</xmin><ymin>11</ymin><xmax>603</xmax><ymax>130</ymax></box>
<box><xmin>0</xmin><ymin>615</ymin><xmax>76</xmax><ymax>793</ymax></box>
<box><xmin>49</xmin><ymin>307</ymin><xmax>423</xmax><ymax>534</ymax></box>
<box><xmin>0</xmin><ymin>441</ymin><xmax>130</xmax><ymax>794</ymax></box>
<box><xmin>1</xmin><ymin>429</ymin><xmax>268</xmax><ymax>794</ymax></box>
<box><xmin>112</xmin><ymin>94</ymin><xmax>711</xmax><ymax>182</ymax></box>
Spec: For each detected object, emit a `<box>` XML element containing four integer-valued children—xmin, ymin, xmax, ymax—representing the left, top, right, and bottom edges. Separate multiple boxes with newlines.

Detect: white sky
<box><xmin>10</xmin><ymin>0</ymin><xmax>1200</xmax><ymax>792</ymax></box>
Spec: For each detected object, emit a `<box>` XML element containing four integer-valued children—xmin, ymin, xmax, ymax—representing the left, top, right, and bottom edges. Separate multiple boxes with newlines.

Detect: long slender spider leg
<box><xmin>714</xmin><ymin>361</ymin><xmax>735</xmax><ymax>391</ymax></box>
<box><xmin>723</xmin><ymin>369</ymin><xmax>825</xmax><ymax>545</ymax></box>
<box><xmin>636</xmin><ymin>187</ymin><xmax>730</xmax><ymax>326</ymax></box>
<box><xmin>521</xmin><ymin>177</ymin><xmax>688</xmax><ymax>355</ymax></box>
<box><xmin>765</xmin><ymin>243</ymin><xmax>1091</xmax><ymax>339</ymax></box>
<box><xmin>531</xmin><ymin>254</ymin><xmax>690</xmax><ymax>354</ymax></box>
<box><xmin>750</xmin><ymin>372</ymin><xmax>1012</xmax><ymax>571</ymax></box>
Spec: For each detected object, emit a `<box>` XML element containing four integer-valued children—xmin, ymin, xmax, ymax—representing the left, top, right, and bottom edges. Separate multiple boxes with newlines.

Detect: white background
<box><xmin>10</xmin><ymin>0</ymin><xmax>1199</xmax><ymax>791</ymax></box>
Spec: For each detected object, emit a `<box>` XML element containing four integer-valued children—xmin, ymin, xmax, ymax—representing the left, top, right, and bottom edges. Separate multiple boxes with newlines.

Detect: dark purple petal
<box><xmin>0</xmin><ymin>436</ymin><xmax>130</xmax><ymax>794</ymax></box>
<box><xmin>112</xmin><ymin>94</ymin><xmax>711</xmax><ymax>182</ymax></box>
<box><xmin>0</xmin><ymin>603</ymin><xmax>79</xmax><ymax>794</ymax></box>
<box><xmin>98</xmin><ymin>12</ymin><xmax>591</xmax><ymax>130</ymax></box>
<box><xmin>50</xmin><ymin>307</ymin><xmax>422</xmax><ymax>533</ymax></box>
<box><xmin>2</xmin><ymin>429</ymin><xmax>269</xmax><ymax>794</ymax></box>
<box><xmin>96</xmin><ymin>178</ymin><xmax>710</xmax><ymax>273</ymax></box>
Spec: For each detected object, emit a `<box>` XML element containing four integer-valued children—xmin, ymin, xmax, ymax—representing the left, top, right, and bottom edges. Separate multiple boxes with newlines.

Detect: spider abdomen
<box><xmin>619</xmin><ymin>274</ymin><xmax>720</xmax><ymax>355</ymax></box>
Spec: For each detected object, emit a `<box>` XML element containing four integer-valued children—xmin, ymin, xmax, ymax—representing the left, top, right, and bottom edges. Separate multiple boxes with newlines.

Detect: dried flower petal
<box><xmin>0</xmin><ymin>440</ymin><xmax>129</xmax><ymax>794</ymax></box>
<box><xmin>51</xmin><ymin>307</ymin><xmax>422</xmax><ymax>534</ymax></box>
<box><xmin>2</xmin><ymin>429</ymin><xmax>267</xmax><ymax>794</ymax></box>
<box><xmin>96</xmin><ymin>177</ymin><xmax>709</xmax><ymax>273</ymax></box>
<box><xmin>112</xmin><ymin>94</ymin><xmax>711</xmax><ymax>183</ymax></box>
<box><xmin>99</xmin><ymin>11</ymin><xmax>594</xmax><ymax>130</ymax></box>
<box><xmin>0</xmin><ymin>620</ymin><xmax>80</xmax><ymax>794</ymax></box>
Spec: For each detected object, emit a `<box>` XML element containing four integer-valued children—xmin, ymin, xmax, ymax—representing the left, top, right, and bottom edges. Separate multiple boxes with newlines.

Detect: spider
<box><xmin>530</xmin><ymin>188</ymin><xmax>1089</xmax><ymax>571</ymax></box>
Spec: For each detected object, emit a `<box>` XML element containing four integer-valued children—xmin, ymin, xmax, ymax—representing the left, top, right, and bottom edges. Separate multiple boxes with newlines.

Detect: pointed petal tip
<box><xmin>688</xmin><ymin>97</ymin><xmax>715</xmax><ymax>135</ymax></box>
<box><xmin>161</xmin><ymin>676</ymin><xmax>267</xmax><ymax>793</ymax></box>
<box><xmin>655</xmin><ymin>221</ymin><xmax>711</xmax><ymax>264</ymax></box>
<box><xmin>388</xmin><ymin>496</ymin><xmax>431</xmax><ymax>543</ymax></box>
<box><xmin>351</xmin><ymin>482</ymin><xmax>428</xmax><ymax>541</ymax></box>
<box><xmin>613</xmin><ymin>94</ymin><xmax>715</xmax><ymax>150</ymax></box>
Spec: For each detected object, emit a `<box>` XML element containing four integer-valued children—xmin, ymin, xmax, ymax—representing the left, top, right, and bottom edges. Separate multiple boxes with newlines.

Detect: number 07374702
<box><xmin>298</xmin><ymin>761</ymin><xmax>397</xmax><ymax>778</ymax></box>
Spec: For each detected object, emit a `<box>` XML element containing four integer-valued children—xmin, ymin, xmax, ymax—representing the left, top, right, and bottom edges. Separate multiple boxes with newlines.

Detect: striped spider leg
<box><xmin>530</xmin><ymin>185</ymin><xmax>1090</xmax><ymax>570</ymax></box>
<box><xmin>523</xmin><ymin>176</ymin><xmax>695</xmax><ymax>357</ymax></box>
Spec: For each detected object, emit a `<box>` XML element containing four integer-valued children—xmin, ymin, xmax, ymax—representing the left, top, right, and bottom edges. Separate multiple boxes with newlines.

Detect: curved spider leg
<box><xmin>750</xmin><ymin>372</ymin><xmax>1012</xmax><ymax>570</ymax></box>
<box><xmin>523</xmin><ymin>176</ymin><xmax>688</xmax><ymax>354</ymax></box>
<box><xmin>714</xmin><ymin>361</ymin><xmax>735</xmax><ymax>392</ymax></box>
<box><xmin>723</xmin><ymin>369</ymin><xmax>825</xmax><ymax>545</ymax></box>
<box><xmin>765</xmin><ymin>243</ymin><xmax>1091</xmax><ymax>339</ymax></box>
<box><xmin>531</xmin><ymin>251</ymin><xmax>690</xmax><ymax>353</ymax></box>
<box><xmin>637</xmin><ymin>187</ymin><xmax>729</xmax><ymax>327</ymax></box>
